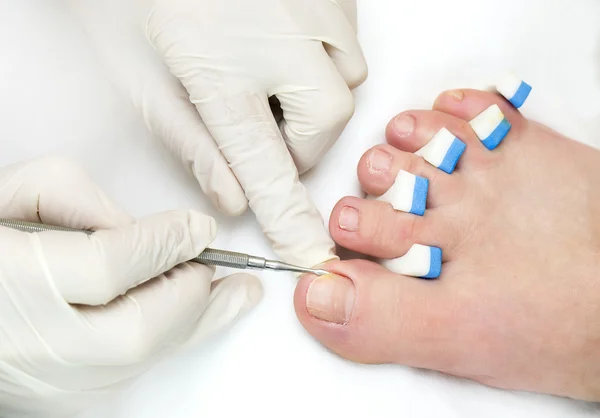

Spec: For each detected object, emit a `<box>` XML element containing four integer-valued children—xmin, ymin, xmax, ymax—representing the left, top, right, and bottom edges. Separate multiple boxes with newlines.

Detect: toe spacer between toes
<box><xmin>470</xmin><ymin>105</ymin><xmax>511</xmax><ymax>151</ymax></box>
<box><xmin>415</xmin><ymin>127</ymin><xmax>466</xmax><ymax>174</ymax></box>
<box><xmin>374</xmin><ymin>170</ymin><xmax>429</xmax><ymax>216</ymax></box>
<box><xmin>421</xmin><ymin>246</ymin><xmax>442</xmax><ymax>279</ymax></box>
<box><xmin>496</xmin><ymin>73</ymin><xmax>532</xmax><ymax>109</ymax></box>
<box><xmin>380</xmin><ymin>244</ymin><xmax>442</xmax><ymax>279</ymax></box>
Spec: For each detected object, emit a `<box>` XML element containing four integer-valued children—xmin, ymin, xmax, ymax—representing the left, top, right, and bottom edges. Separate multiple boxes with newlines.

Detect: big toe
<box><xmin>294</xmin><ymin>259</ymin><xmax>460</xmax><ymax>369</ymax></box>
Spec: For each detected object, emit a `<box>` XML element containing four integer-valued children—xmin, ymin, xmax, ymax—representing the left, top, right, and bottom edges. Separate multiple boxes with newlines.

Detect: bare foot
<box><xmin>294</xmin><ymin>87</ymin><xmax>600</xmax><ymax>400</ymax></box>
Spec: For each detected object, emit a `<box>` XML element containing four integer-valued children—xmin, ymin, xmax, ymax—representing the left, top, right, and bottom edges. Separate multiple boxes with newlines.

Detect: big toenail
<box><xmin>367</xmin><ymin>149</ymin><xmax>392</xmax><ymax>173</ymax></box>
<box><xmin>393</xmin><ymin>114</ymin><xmax>416</xmax><ymax>136</ymax></box>
<box><xmin>339</xmin><ymin>206</ymin><xmax>359</xmax><ymax>232</ymax></box>
<box><xmin>306</xmin><ymin>274</ymin><xmax>355</xmax><ymax>325</ymax></box>
<box><xmin>447</xmin><ymin>90</ymin><xmax>465</xmax><ymax>101</ymax></box>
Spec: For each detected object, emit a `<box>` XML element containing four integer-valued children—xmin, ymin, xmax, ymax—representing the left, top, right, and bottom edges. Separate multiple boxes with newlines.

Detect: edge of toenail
<box><xmin>447</xmin><ymin>90</ymin><xmax>465</xmax><ymax>102</ymax></box>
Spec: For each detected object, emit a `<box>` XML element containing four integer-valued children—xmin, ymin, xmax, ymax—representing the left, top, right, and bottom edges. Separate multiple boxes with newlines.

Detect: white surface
<box><xmin>381</xmin><ymin>244</ymin><xmax>432</xmax><ymax>278</ymax></box>
<box><xmin>1</xmin><ymin>0</ymin><xmax>599</xmax><ymax>417</ymax></box>
<box><xmin>375</xmin><ymin>170</ymin><xmax>417</xmax><ymax>213</ymax></box>
<box><xmin>415</xmin><ymin>127</ymin><xmax>457</xmax><ymax>168</ymax></box>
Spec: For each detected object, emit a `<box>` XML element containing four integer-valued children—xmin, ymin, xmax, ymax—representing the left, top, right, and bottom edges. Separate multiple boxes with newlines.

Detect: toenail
<box><xmin>447</xmin><ymin>90</ymin><xmax>464</xmax><ymax>101</ymax></box>
<box><xmin>367</xmin><ymin>149</ymin><xmax>392</xmax><ymax>173</ymax></box>
<box><xmin>393</xmin><ymin>114</ymin><xmax>416</xmax><ymax>136</ymax></box>
<box><xmin>306</xmin><ymin>274</ymin><xmax>355</xmax><ymax>325</ymax></box>
<box><xmin>339</xmin><ymin>206</ymin><xmax>359</xmax><ymax>232</ymax></box>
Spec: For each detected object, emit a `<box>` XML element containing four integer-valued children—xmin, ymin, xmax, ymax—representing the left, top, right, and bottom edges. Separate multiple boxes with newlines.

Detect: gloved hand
<box><xmin>0</xmin><ymin>156</ymin><xmax>262</xmax><ymax>417</ymax></box>
<box><xmin>67</xmin><ymin>0</ymin><xmax>368</xmax><ymax>268</ymax></box>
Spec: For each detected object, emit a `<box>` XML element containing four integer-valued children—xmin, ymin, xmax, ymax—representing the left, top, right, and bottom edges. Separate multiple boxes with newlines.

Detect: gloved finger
<box><xmin>0</xmin><ymin>156</ymin><xmax>133</xmax><ymax>229</ymax></box>
<box><xmin>317</xmin><ymin>0</ymin><xmax>368</xmax><ymax>89</ymax></box>
<box><xmin>74</xmin><ymin>261</ymin><xmax>216</xmax><ymax>365</ymax></box>
<box><xmin>192</xmin><ymin>89</ymin><xmax>336</xmax><ymax>268</ymax></box>
<box><xmin>275</xmin><ymin>45</ymin><xmax>355</xmax><ymax>174</ymax></box>
<box><xmin>178</xmin><ymin>273</ymin><xmax>263</xmax><ymax>349</ymax></box>
<box><xmin>127</xmin><ymin>62</ymin><xmax>249</xmax><ymax>216</ymax></box>
<box><xmin>37</xmin><ymin>209</ymin><xmax>217</xmax><ymax>306</ymax></box>
<box><xmin>335</xmin><ymin>0</ymin><xmax>358</xmax><ymax>32</ymax></box>
<box><xmin>152</xmin><ymin>87</ymin><xmax>249</xmax><ymax>216</ymax></box>
<box><xmin>70</xmin><ymin>0</ymin><xmax>248</xmax><ymax>216</ymax></box>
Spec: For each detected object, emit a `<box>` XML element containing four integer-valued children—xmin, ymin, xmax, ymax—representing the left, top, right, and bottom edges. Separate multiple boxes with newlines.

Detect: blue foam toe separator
<box><xmin>509</xmin><ymin>82</ymin><xmax>532</xmax><ymax>109</ymax></box>
<box><xmin>438</xmin><ymin>138</ymin><xmax>466</xmax><ymax>174</ymax></box>
<box><xmin>410</xmin><ymin>176</ymin><xmax>428</xmax><ymax>216</ymax></box>
<box><xmin>421</xmin><ymin>246</ymin><xmax>442</xmax><ymax>280</ymax></box>
<box><xmin>481</xmin><ymin>119</ymin><xmax>511</xmax><ymax>150</ymax></box>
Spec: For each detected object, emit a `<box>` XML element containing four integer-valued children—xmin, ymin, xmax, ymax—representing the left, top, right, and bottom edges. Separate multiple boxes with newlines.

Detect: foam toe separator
<box><xmin>415</xmin><ymin>128</ymin><xmax>466</xmax><ymax>174</ymax></box>
<box><xmin>381</xmin><ymin>244</ymin><xmax>442</xmax><ymax>279</ymax></box>
<box><xmin>496</xmin><ymin>73</ymin><xmax>532</xmax><ymax>109</ymax></box>
<box><xmin>469</xmin><ymin>104</ymin><xmax>511</xmax><ymax>150</ymax></box>
<box><xmin>374</xmin><ymin>170</ymin><xmax>428</xmax><ymax>216</ymax></box>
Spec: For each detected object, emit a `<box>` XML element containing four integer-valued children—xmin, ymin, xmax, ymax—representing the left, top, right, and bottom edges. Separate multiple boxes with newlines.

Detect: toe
<box><xmin>358</xmin><ymin>144</ymin><xmax>464</xmax><ymax>208</ymax></box>
<box><xmin>330</xmin><ymin>196</ymin><xmax>451</xmax><ymax>261</ymax></box>
<box><xmin>433</xmin><ymin>89</ymin><xmax>526</xmax><ymax>151</ymax></box>
<box><xmin>385</xmin><ymin>110</ymin><xmax>485</xmax><ymax>173</ymax></box>
<box><xmin>294</xmin><ymin>259</ymin><xmax>462</xmax><ymax>370</ymax></box>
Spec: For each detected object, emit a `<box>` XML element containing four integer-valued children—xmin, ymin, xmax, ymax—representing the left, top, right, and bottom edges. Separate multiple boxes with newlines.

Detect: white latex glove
<box><xmin>67</xmin><ymin>0</ymin><xmax>368</xmax><ymax>268</ymax></box>
<box><xmin>0</xmin><ymin>156</ymin><xmax>262</xmax><ymax>417</ymax></box>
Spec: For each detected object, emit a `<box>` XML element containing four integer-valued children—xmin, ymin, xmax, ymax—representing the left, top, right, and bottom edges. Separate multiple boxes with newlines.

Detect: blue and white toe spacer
<box><xmin>496</xmin><ymin>73</ymin><xmax>532</xmax><ymax>109</ymax></box>
<box><xmin>415</xmin><ymin>128</ymin><xmax>466</xmax><ymax>174</ymax></box>
<box><xmin>469</xmin><ymin>104</ymin><xmax>511</xmax><ymax>151</ymax></box>
<box><xmin>375</xmin><ymin>170</ymin><xmax>428</xmax><ymax>216</ymax></box>
<box><xmin>381</xmin><ymin>244</ymin><xmax>442</xmax><ymax>279</ymax></box>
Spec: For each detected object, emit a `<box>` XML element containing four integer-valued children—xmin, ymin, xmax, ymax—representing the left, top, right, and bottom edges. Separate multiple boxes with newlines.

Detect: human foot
<box><xmin>294</xmin><ymin>86</ymin><xmax>600</xmax><ymax>400</ymax></box>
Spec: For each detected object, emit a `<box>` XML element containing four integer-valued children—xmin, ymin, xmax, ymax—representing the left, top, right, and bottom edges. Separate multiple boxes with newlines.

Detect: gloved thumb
<box><xmin>176</xmin><ymin>272</ymin><xmax>263</xmax><ymax>348</ymax></box>
<box><xmin>336</xmin><ymin>0</ymin><xmax>358</xmax><ymax>32</ymax></box>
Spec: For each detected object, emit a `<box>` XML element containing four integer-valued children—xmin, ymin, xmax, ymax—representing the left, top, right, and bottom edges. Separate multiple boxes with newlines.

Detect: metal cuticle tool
<box><xmin>0</xmin><ymin>218</ymin><xmax>330</xmax><ymax>276</ymax></box>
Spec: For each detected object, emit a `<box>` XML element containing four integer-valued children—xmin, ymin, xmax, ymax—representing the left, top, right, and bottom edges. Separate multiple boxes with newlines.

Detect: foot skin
<box><xmin>294</xmin><ymin>88</ymin><xmax>600</xmax><ymax>401</ymax></box>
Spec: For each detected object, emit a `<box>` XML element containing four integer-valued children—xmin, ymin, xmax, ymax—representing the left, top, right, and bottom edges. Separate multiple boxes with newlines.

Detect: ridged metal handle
<box><xmin>0</xmin><ymin>219</ymin><xmax>330</xmax><ymax>275</ymax></box>
<box><xmin>192</xmin><ymin>248</ymin><xmax>250</xmax><ymax>269</ymax></box>
<box><xmin>0</xmin><ymin>219</ymin><xmax>93</xmax><ymax>235</ymax></box>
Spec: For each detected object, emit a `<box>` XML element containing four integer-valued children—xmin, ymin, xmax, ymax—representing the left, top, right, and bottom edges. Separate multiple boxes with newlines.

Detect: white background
<box><xmin>1</xmin><ymin>0</ymin><xmax>600</xmax><ymax>417</ymax></box>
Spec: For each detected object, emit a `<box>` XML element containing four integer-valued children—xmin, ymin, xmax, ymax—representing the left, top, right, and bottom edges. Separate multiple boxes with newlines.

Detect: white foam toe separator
<box><xmin>381</xmin><ymin>244</ymin><xmax>442</xmax><ymax>279</ymax></box>
<box><xmin>496</xmin><ymin>73</ymin><xmax>532</xmax><ymax>109</ymax></box>
<box><xmin>415</xmin><ymin>128</ymin><xmax>466</xmax><ymax>174</ymax></box>
<box><xmin>373</xmin><ymin>170</ymin><xmax>428</xmax><ymax>216</ymax></box>
<box><xmin>469</xmin><ymin>104</ymin><xmax>511</xmax><ymax>151</ymax></box>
